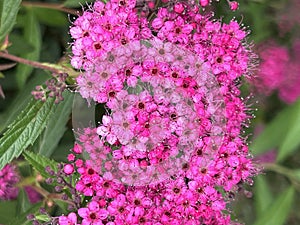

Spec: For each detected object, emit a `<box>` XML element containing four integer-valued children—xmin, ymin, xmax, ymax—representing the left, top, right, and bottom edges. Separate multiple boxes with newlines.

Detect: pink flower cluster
<box><xmin>253</xmin><ymin>40</ymin><xmax>300</xmax><ymax>104</ymax></box>
<box><xmin>60</xmin><ymin>138</ymin><xmax>254</xmax><ymax>224</ymax></box>
<box><xmin>151</xmin><ymin>5</ymin><xmax>249</xmax><ymax>82</ymax></box>
<box><xmin>70</xmin><ymin>0</ymin><xmax>151</xmax><ymax>70</ymax></box>
<box><xmin>199</xmin><ymin>0</ymin><xmax>239</xmax><ymax>10</ymax></box>
<box><xmin>159</xmin><ymin>0</ymin><xmax>239</xmax><ymax>11</ymax></box>
<box><xmin>0</xmin><ymin>164</ymin><xmax>19</xmax><ymax>200</ymax></box>
<box><xmin>62</xmin><ymin>1</ymin><xmax>256</xmax><ymax>224</ymax></box>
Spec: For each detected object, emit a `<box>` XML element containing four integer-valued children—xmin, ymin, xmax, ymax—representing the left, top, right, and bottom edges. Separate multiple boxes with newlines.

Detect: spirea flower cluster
<box><xmin>56</xmin><ymin>0</ymin><xmax>256</xmax><ymax>224</ymax></box>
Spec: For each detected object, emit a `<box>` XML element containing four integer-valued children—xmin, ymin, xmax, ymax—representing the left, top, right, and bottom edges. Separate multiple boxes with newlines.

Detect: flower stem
<box><xmin>0</xmin><ymin>51</ymin><xmax>62</xmax><ymax>74</ymax></box>
<box><xmin>21</xmin><ymin>1</ymin><xmax>78</xmax><ymax>15</ymax></box>
<box><xmin>263</xmin><ymin>163</ymin><xmax>300</xmax><ymax>192</ymax></box>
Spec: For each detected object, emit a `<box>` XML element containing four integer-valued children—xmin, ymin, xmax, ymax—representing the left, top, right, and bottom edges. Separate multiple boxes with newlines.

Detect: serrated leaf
<box><xmin>0</xmin><ymin>72</ymin><xmax>49</xmax><ymax>130</ymax></box>
<box><xmin>0</xmin><ymin>0</ymin><xmax>22</xmax><ymax>42</ymax></box>
<box><xmin>253</xmin><ymin>186</ymin><xmax>295</xmax><ymax>225</ymax></box>
<box><xmin>23</xmin><ymin>150</ymin><xmax>58</xmax><ymax>178</ymax></box>
<box><xmin>254</xmin><ymin>176</ymin><xmax>273</xmax><ymax>218</ymax></box>
<box><xmin>0</xmin><ymin>98</ymin><xmax>56</xmax><ymax>170</ymax></box>
<box><xmin>277</xmin><ymin>99</ymin><xmax>300</xmax><ymax>162</ymax></box>
<box><xmin>63</xmin><ymin>0</ymin><xmax>98</xmax><ymax>7</ymax></box>
<box><xmin>15</xmin><ymin>8</ymin><xmax>41</xmax><ymax>89</ymax></box>
<box><xmin>250</xmin><ymin>103</ymin><xmax>298</xmax><ymax>156</ymax></box>
<box><xmin>9</xmin><ymin>202</ymin><xmax>42</xmax><ymax>225</ymax></box>
<box><xmin>34</xmin><ymin>91</ymin><xmax>73</xmax><ymax>157</ymax></box>
<box><xmin>16</xmin><ymin>189</ymin><xmax>31</xmax><ymax>215</ymax></box>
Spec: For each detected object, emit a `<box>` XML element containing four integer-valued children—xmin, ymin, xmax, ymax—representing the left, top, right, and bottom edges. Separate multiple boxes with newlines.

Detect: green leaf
<box><xmin>15</xmin><ymin>8</ymin><xmax>41</xmax><ymax>89</ymax></box>
<box><xmin>0</xmin><ymin>98</ymin><xmax>56</xmax><ymax>170</ymax></box>
<box><xmin>63</xmin><ymin>0</ymin><xmax>98</xmax><ymax>7</ymax></box>
<box><xmin>0</xmin><ymin>72</ymin><xmax>49</xmax><ymax>131</ymax></box>
<box><xmin>35</xmin><ymin>214</ymin><xmax>51</xmax><ymax>222</ymax></box>
<box><xmin>254</xmin><ymin>176</ymin><xmax>273</xmax><ymax>218</ymax></box>
<box><xmin>53</xmin><ymin>199</ymin><xmax>69</xmax><ymax>215</ymax></box>
<box><xmin>9</xmin><ymin>202</ymin><xmax>42</xmax><ymax>225</ymax></box>
<box><xmin>253</xmin><ymin>186</ymin><xmax>295</xmax><ymax>225</ymax></box>
<box><xmin>16</xmin><ymin>189</ymin><xmax>31</xmax><ymax>215</ymax></box>
<box><xmin>51</xmin><ymin>129</ymin><xmax>75</xmax><ymax>162</ymax></box>
<box><xmin>34</xmin><ymin>91</ymin><xmax>73</xmax><ymax>157</ymax></box>
<box><xmin>277</xmin><ymin>99</ymin><xmax>300</xmax><ymax>162</ymax></box>
<box><xmin>0</xmin><ymin>0</ymin><xmax>22</xmax><ymax>43</ymax></box>
<box><xmin>32</xmin><ymin>8</ymin><xmax>68</xmax><ymax>27</ymax></box>
<box><xmin>23</xmin><ymin>150</ymin><xmax>58</xmax><ymax>178</ymax></box>
<box><xmin>250</xmin><ymin>102</ymin><xmax>299</xmax><ymax>156</ymax></box>
<box><xmin>7</xmin><ymin>33</ymin><xmax>35</xmax><ymax>55</ymax></box>
<box><xmin>0</xmin><ymin>201</ymin><xmax>17</xmax><ymax>224</ymax></box>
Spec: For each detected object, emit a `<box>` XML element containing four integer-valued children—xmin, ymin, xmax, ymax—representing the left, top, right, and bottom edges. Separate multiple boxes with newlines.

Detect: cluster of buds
<box><xmin>31</xmin><ymin>73</ymin><xmax>67</xmax><ymax>104</ymax></box>
<box><xmin>27</xmin><ymin>163</ymin><xmax>82</xmax><ymax>225</ymax></box>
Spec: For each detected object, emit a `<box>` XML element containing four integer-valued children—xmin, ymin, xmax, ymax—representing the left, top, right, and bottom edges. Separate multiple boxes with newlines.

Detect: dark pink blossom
<box><xmin>58</xmin><ymin>212</ymin><xmax>78</xmax><ymax>225</ymax></box>
<box><xmin>65</xmin><ymin>1</ymin><xmax>257</xmax><ymax>225</ymax></box>
<box><xmin>0</xmin><ymin>164</ymin><xmax>19</xmax><ymax>200</ymax></box>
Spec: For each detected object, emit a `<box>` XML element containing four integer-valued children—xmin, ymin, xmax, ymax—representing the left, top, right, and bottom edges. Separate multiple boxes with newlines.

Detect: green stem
<box><xmin>263</xmin><ymin>163</ymin><xmax>300</xmax><ymax>192</ymax></box>
<box><xmin>18</xmin><ymin>179</ymin><xmax>77</xmax><ymax>206</ymax></box>
<box><xmin>148</xmin><ymin>0</ymin><xmax>161</xmax><ymax>21</ymax></box>
<box><xmin>0</xmin><ymin>51</ymin><xmax>62</xmax><ymax>74</ymax></box>
<box><xmin>155</xmin><ymin>0</ymin><xmax>161</xmax><ymax>8</ymax></box>
<box><xmin>263</xmin><ymin>163</ymin><xmax>293</xmax><ymax>176</ymax></box>
<box><xmin>21</xmin><ymin>1</ymin><xmax>78</xmax><ymax>15</ymax></box>
<box><xmin>17</xmin><ymin>176</ymin><xmax>36</xmax><ymax>187</ymax></box>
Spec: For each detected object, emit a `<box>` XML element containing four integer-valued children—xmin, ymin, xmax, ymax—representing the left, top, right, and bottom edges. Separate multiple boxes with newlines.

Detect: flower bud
<box><xmin>229</xmin><ymin>1</ymin><xmax>239</xmax><ymax>11</ymax></box>
<box><xmin>64</xmin><ymin>164</ymin><xmax>75</xmax><ymax>175</ymax></box>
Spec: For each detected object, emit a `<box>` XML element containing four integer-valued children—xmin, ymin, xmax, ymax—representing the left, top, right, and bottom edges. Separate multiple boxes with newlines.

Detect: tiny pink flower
<box><xmin>64</xmin><ymin>164</ymin><xmax>75</xmax><ymax>175</ymax></box>
<box><xmin>58</xmin><ymin>212</ymin><xmax>78</xmax><ymax>225</ymax></box>
<box><xmin>0</xmin><ymin>164</ymin><xmax>19</xmax><ymax>200</ymax></box>
<box><xmin>229</xmin><ymin>1</ymin><xmax>239</xmax><ymax>11</ymax></box>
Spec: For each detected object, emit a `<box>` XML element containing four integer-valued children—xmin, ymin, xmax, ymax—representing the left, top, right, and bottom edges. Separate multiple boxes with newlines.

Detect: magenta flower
<box><xmin>24</xmin><ymin>186</ymin><xmax>42</xmax><ymax>204</ymax></box>
<box><xmin>65</xmin><ymin>1</ymin><xmax>257</xmax><ymax>224</ymax></box>
<box><xmin>58</xmin><ymin>212</ymin><xmax>78</xmax><ymax>225</ymax></box>
<box><xmin>78</xmin><ymin>201</ymin><xmax>109</xmax><ymax>225</ymax></box>
<box><xmin>0</xmin><ymin>164</ymin><xmax>19</xmax><ymax>200</ymax></box>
